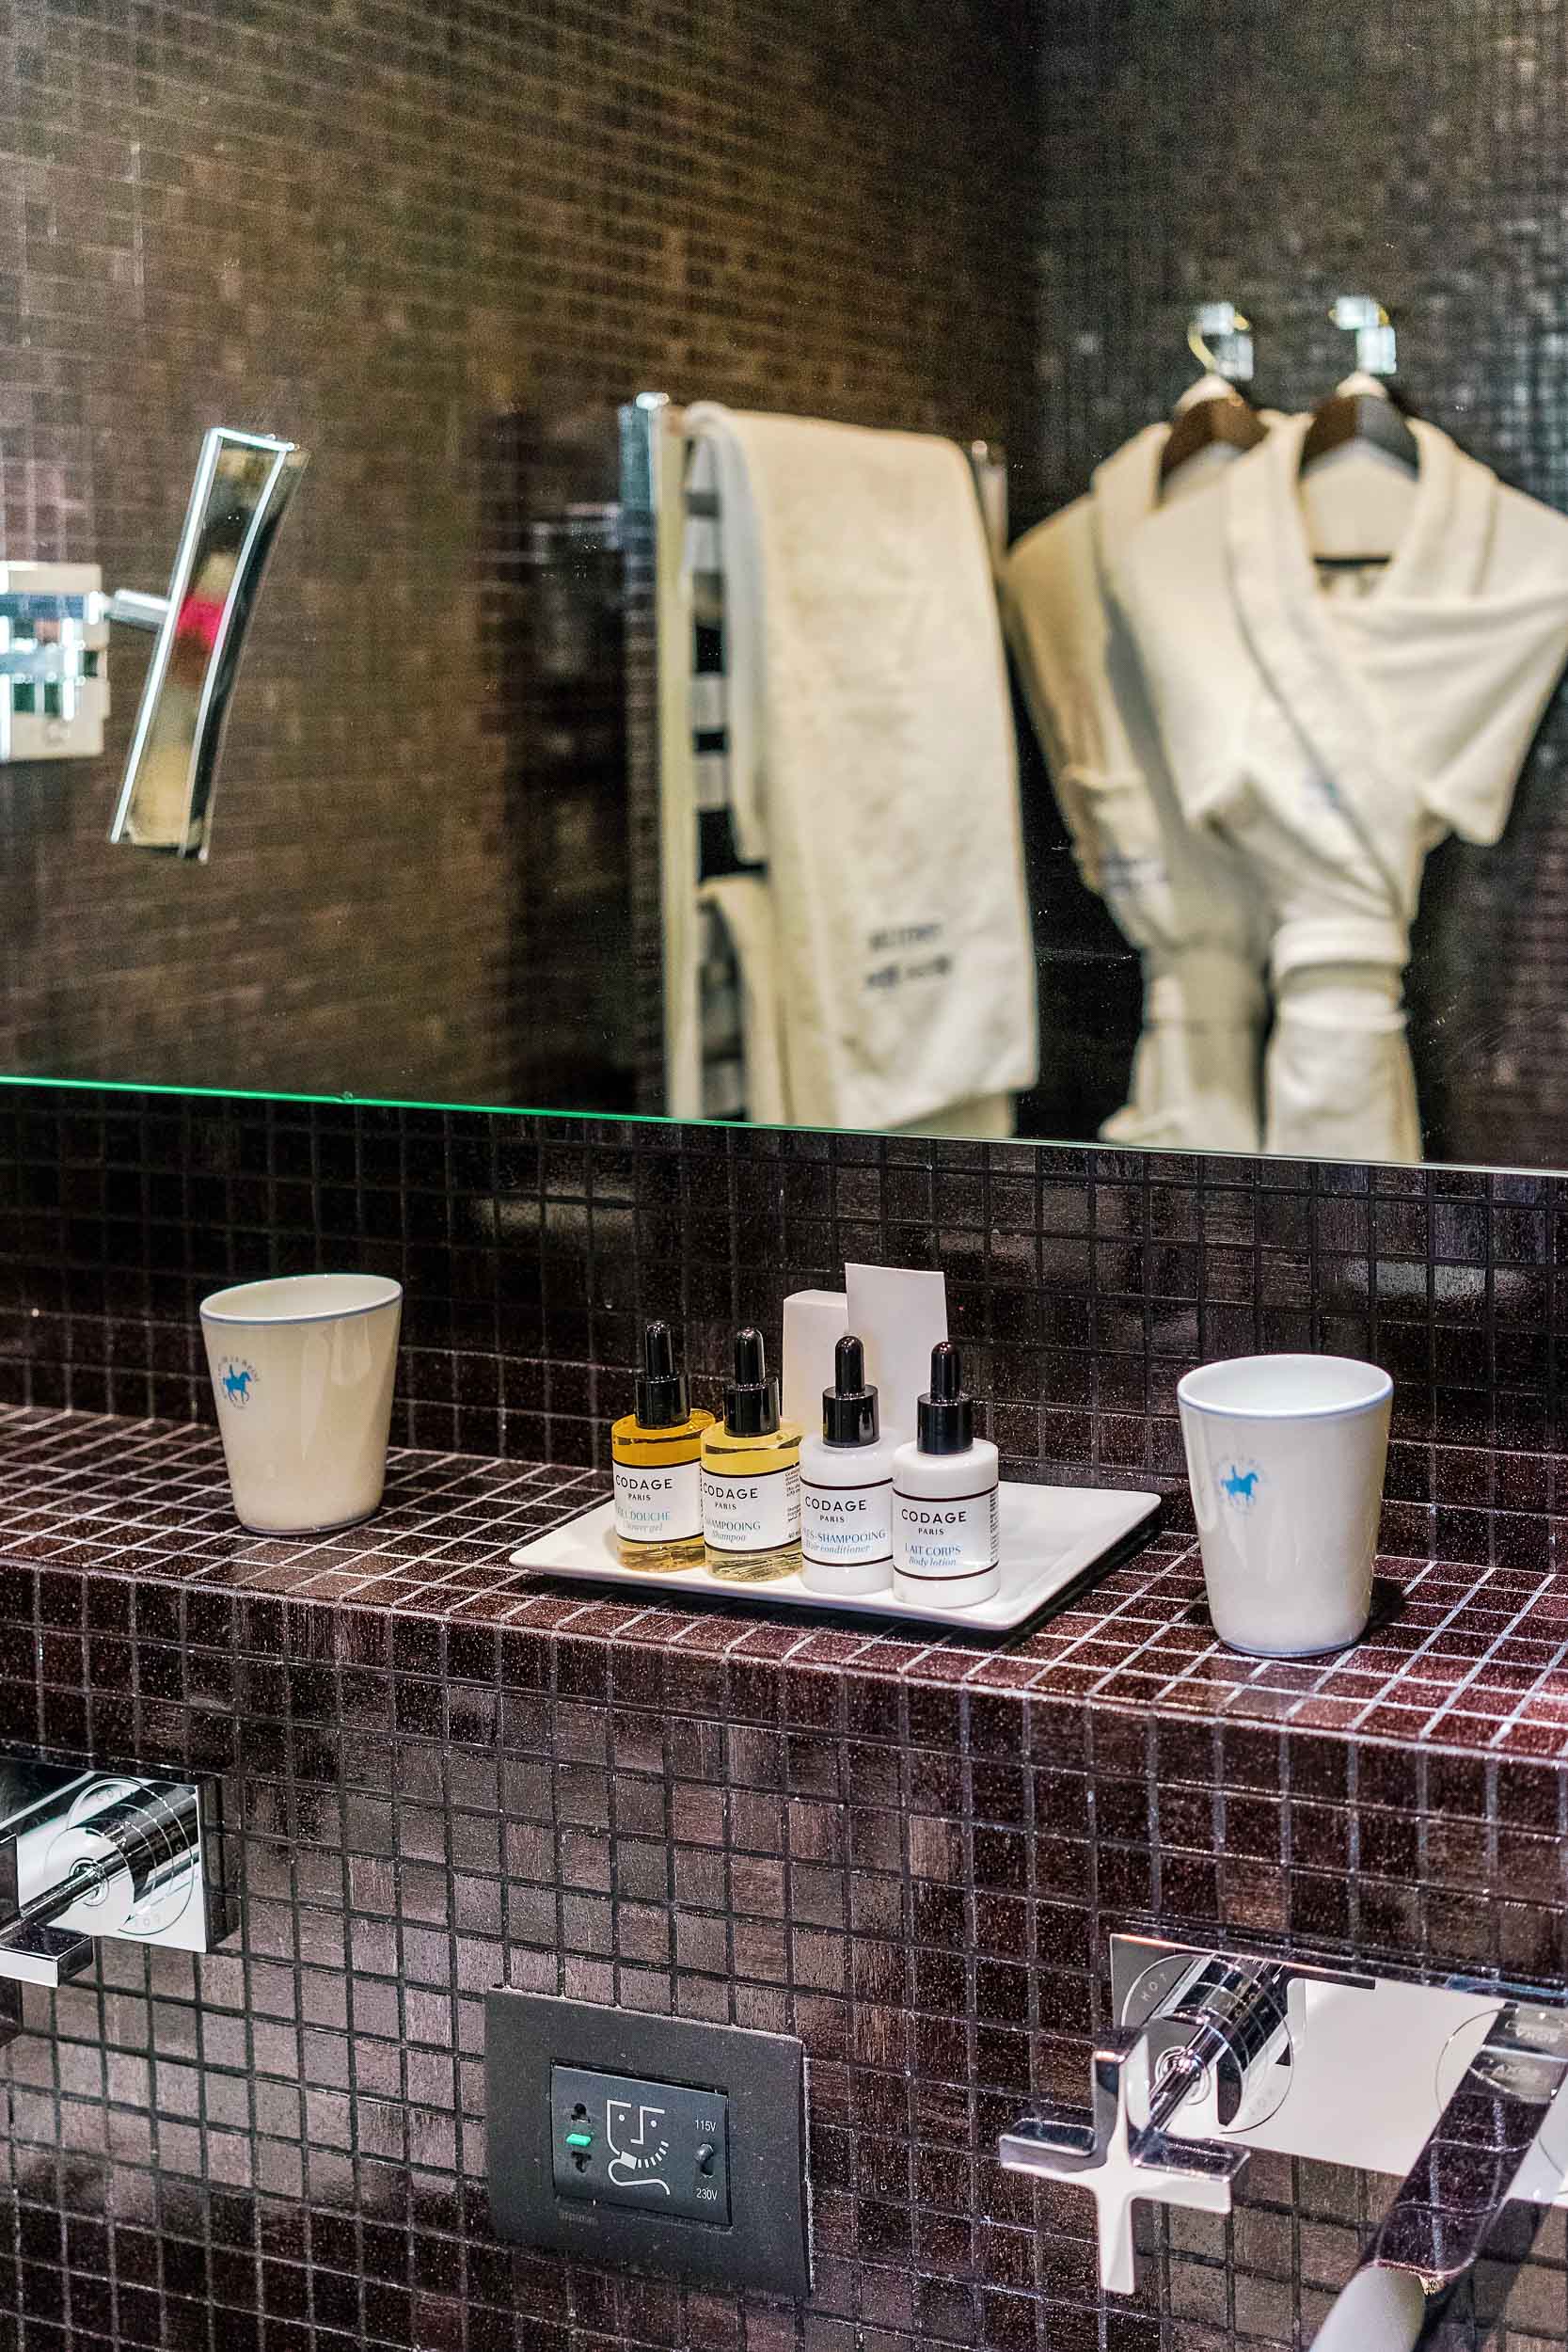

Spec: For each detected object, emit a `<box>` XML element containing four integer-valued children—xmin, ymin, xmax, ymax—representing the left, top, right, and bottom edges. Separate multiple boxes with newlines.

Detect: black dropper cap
<box><xmin>822</xmin><ymin>1333</ymin><xmax>879</xmax><ymax>1447</ymax></box>
<box><xmin>724</xmin><ymin>1327</ymin><xmax>781</xmax><ymax>1438</ymax></box>
<box><xmin>917</xmin><ymin>1341</ymin><xmax>974</xmax><ymax>1454</ymax></box>
<box><xmin>635</xmin><ymin>1320</ymin><xmax>690</xmax><ymax>1429</ymax></box>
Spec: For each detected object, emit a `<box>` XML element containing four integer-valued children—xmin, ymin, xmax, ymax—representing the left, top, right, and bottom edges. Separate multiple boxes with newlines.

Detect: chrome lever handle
<box><xmin>107</xmin><ymin>426</ymin><xmax>307</xmax><ymax>859</ymax></box>
<box><xmin>999</xmin><ymin>2029</ymin><xmax>1246</xmax><ymax>2294</ymax></box>
<box><xmin>999</xmin><ymin>1952</ymin><xmax>1297</xmax><ymax>2293</ymax></box>
<box><xmin>0</xmin><ymin>1848</ymin><xmax>102</xmax><ymax>1985</ymax></box>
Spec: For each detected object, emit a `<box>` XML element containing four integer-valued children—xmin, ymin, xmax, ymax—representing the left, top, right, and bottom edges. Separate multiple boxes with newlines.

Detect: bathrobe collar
<box><xmin>1088</xmin><ymin>422</ymin><xmax>1168</xmax><ymax>573</ymax></box>
<box><xmin>1227</xmin><ymin>407</ymin><xmax>1494</xmax><ymax>627</ymax></box>
<box><xmin>1224</xmin><ymin>409</ymin><xmax>1568</xmax><ymax>855</ymax></box>
<box><xmin>1089</xmin><ymin>413</ymin><xmax>1287</xmax><ymax>577</ymax></box>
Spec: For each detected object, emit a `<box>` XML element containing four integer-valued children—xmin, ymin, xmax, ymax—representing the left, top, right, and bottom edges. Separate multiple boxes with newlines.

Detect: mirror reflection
<box><xmin>1006</xmin><ymin>303</ymin><xmax>1568</xmax><ymax>1164</ymax></box>
<box><xmin>3</xmin><ymin>0</ymin><xmax>1567</xmax><ymax>1173</ymax></box>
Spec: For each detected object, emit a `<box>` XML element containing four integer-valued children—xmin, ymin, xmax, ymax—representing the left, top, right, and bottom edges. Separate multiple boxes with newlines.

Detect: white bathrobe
<box><xmin>1004</xmin><ymin>426</ymin><xmax>1270</xmax><ymax>1152</ymax></box>
<box><xmin>1117</xmin><ymin>412</ymin><xmax>1568</xmax><ymax>1163</ymax></box>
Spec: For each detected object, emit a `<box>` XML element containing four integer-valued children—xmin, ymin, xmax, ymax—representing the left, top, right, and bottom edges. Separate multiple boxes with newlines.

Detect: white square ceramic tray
<box><xmin>509</xmin><ymin>1481</ymin><xmax>1162</xmax><ymax>1632</ymax></box>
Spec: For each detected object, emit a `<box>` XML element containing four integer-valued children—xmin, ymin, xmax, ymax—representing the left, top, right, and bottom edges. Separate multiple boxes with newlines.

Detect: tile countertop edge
<box><xmin>2</xmin><ymin>1406</ymin><xmax>1568</xmax><ymax>1810</ymax></box>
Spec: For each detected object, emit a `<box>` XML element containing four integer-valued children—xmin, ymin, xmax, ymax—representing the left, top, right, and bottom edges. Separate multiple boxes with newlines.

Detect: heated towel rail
<box><xmin>617</xmin><ymin>393</ymin><xmax>1009</xmax><ymax>1123</ymax></box>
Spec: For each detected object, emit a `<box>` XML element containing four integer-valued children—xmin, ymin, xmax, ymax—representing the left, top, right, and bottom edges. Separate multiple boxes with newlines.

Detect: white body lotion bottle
<box><xmin>891</xmin><ymin>1342</ymin><xmax>1000</xmax><ymax>1608</ymax></box>
<box><xmin>800</xmin><ymin>1334</ymin><xmax>896</xmax><ymax>1596</ymax></box>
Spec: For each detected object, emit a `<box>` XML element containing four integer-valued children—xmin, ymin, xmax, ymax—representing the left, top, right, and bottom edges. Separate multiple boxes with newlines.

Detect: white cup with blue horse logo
<box><xmin>200</xmin><ymin>1274</ymin><xmax>403</xmax><ymax>1534</ymax></box>
<box><xmin>1177</xmin><ymin>1354</ymin><xmax>1392</xmax><ymax>1656</ymax></box>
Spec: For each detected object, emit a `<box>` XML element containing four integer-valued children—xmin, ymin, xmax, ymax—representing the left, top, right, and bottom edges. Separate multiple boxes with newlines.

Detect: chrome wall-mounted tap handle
<box><xmin>108</xmin><ymin>426</ymin><xmax>307</xmax><ymax>858</ymax></box>
<box><xmin>1002</xmin><ymin>1945</ymin><xmax>1350</xmax><ymax>2294</ymax></box>
<box><xmin>1005</xmin><ymin>1935</ymin><xmax>1568</xmax><ymax>2318</ymax></box>
<box><xmin>0</xmin><ymin>1841</ymin><xmax>100</xmax><ymax>1986</ymax></box>
<box><xmin>999</xmin><ymin>2027</ymin><xmax>1247</xmax><ymax>2293</ymax></box>
<box><xmin>0</xmin><ymin>1770</ymin><xmax>224</xmax><ymax>1997</ymax></box>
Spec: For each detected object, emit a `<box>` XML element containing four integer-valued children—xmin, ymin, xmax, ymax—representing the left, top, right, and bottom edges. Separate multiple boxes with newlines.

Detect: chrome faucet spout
<box><xmin>108</xmin><ymin>426</ymin><xmax>307</xmax><ymax>858</ymax></box>
<box><xmin>1311</xmin><ymin>2002</ymin><xmax>1568</xmax><ymax>2351</ymax></box>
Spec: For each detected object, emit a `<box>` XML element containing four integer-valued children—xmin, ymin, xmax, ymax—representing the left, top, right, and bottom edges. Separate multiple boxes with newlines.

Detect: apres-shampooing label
<box><xmin>801</xmin><ymin>1476</ymin><xmax>894</xmax><ymax>1565</ymax></box>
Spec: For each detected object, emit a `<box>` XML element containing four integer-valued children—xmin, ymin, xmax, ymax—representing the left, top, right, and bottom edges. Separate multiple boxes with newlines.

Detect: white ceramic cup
<box><xmin>1176</xmin><ymin>1353</ymin><xmax>1392</xmax><ymax>1657</ymax></box>
<box><xmin>199</xmin><ymin>1274</ymin><xmax>403</xmax><ymax>1534</ymax></box>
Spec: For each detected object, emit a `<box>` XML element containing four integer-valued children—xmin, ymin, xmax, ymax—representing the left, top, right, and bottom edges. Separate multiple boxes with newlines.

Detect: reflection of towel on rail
<box><xmin>1004</xmin><ymin>423</ymin><xmax>1269</xmax><ymax>1152</ymax></box>
<box><xmin>694</xmin><ymin>876</ymin><xmax>788</xmax><ymax>1124</ymax></box>
<box><xmin>684</xmin><ymin>403</ymin><xmax>1037</xmax><ymax>1132</ymax></box>
<box><xmin>1118</xmin><ymin>411</ymin><xmax>1568</xmax><ymax>1163</ymax></box>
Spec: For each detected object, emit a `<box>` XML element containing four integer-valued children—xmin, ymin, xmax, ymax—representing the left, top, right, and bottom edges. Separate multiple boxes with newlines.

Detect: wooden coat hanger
<box><xmin>1300</xmin><ymin>299</ymin><xmax>1418</xmax><ymax>473</ymax></box>
<box><xmin>1160</xmin><ymin>307</ymin><xmax>1268</xmax><ymax>483</ymax></box>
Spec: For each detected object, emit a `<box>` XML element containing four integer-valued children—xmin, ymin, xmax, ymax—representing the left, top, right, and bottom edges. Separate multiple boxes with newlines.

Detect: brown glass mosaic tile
<box><xmin>12</xmin><ymin>1403</ymin><xmax>1568</xmax><ymax>1772</ymax></box>
<box><xmin>6</xmin><ymin>1415</ymin><xmax>1568</xmax><ymax>2352</ymax></box>
<box><xmin>0</xmin><ymin>0</ymin><xmax>1036</xmax><ymax>1112</ymax></box>
<box><xmin>10</xmin><ymin>0</ymin><xmax>1568</xmax><ymax>2337</ymax></box>
<box><xmin>6</xmin><ymin>1075</ymin><xmax>1568</xmax><ymax>2338</ymax></box>
<box><xmin>6</xmin><ymin>1090</ymin><xmax>1568</xmax><ymax>1546</ymax></box>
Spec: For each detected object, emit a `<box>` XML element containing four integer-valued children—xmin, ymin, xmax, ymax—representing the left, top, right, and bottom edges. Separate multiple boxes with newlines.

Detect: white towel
<box><xmin>684</xmin><ymin>403</ymin><xmax>1038</xmax><ymax>1132</ymax></box>
<box><xmin>894</xmin><ymin>1093</ymin><xmax>1017</xmax><ymax>1138</ymax></box>
<box><xmin>695</xmin><ymin>876</ymin><xmax>788</xmax><ymax>1124</ymax></box>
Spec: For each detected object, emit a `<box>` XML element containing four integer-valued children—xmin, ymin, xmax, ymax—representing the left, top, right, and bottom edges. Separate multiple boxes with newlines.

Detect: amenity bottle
<box><xmin>800</xmin><ymin>1333</ymin><xmax>895</xmax><ymax>1596</ymax></box>
<box><xmin>610</xmin><ymin>1321</ymin><xmax>714</xmax><ymax>1570</ymax></box>
<box><xmin>891</xmin><ymin>1341</ymin><xmax>1000</xmax><ymax>1607</ymax></box>
<box><xmin>700</xmin><ymin>1327</ymin><xmax>802</xmax><ymax>1581</ymax></box>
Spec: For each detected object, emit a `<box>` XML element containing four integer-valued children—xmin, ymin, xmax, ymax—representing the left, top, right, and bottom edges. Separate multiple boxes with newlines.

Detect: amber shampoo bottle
<box><xmin>699</xmin><ymin>1327</ymin><xmax>802</xmax><ymax>1581</ymax></box>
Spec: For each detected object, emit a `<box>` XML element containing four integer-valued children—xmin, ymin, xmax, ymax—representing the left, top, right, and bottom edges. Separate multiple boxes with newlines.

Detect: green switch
<box><xmin>564</xmin><ymin>2130</ymin><xmax>594</xmax><ymax>2151</ymax></box>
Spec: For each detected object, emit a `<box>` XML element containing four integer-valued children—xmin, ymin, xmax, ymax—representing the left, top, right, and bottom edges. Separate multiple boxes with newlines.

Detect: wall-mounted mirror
<box><xmin>4</xmin><ymin>0</ymin><xmax>1567</xmax><ymax>1175</ymax></box>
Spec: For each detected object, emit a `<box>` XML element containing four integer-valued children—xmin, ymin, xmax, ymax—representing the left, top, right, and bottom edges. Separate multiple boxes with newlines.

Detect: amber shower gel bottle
<box><xmin>610</xmin><ymin>1321</ymin><xmax>715</xmax><ymax>1570</ymax></box>
<box><xmin>700</xmin><ymin>1327</ymin><xmax>802</xmax><ymax>1581</ymax></box>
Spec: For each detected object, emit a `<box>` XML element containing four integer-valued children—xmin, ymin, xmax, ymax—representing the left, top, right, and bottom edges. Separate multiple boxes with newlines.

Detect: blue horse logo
<box><xmin>1220</xmin><ymin>1463</ymin><xmax>1263</xmax><ymax>1512</ymax></box>
<box><xmin>219</xmin><ymin>1359</ymin><xmax>258</xmax><ymax>1408</ymax></box>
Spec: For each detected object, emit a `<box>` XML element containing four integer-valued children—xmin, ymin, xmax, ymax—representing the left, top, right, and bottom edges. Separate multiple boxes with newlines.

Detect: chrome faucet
<box><xmin>0</xmin><ymin>427</ymin><xmax>306</xmax><ymax>856</ymax></box>
<box><xmin>1312</xmin><ymin>2001</ymin><xmax>1568</xmax><ymax>2351</ymax></box>
<box><xmin>998</xmin><ymin>1947</ymin><xmax>1311</xmax><ymax>2292</ymax></box>
<box><xmin>0</xmin><ymin>1760</ymin><xmax>230</xmax><ymax>2047</ymax></box>
<box><xmin>1001</xmin><ymin>1935</ymin><xmax>1568</xmax><ymax>2334</ymax></box>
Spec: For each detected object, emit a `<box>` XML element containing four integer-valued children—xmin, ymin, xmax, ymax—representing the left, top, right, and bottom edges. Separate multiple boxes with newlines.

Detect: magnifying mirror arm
<box><xmin>103</xmin><ymin>589</ymin><xmax>172</xmax><ymax>631</ymax></box>
<box><xmin>106</xmin><ymin>425</ymin><xmax>309</xmax><ymax>861</ymax></box>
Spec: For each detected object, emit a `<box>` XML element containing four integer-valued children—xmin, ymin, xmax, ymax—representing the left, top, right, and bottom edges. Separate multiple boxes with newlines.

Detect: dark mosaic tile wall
<box><xmin>8</xmin><ymin>1087</ymin><xmax>1568</xmax><ymax>2347</ymax></box>
<box><xmin>1030</xmin><ymin>0</ymin><xmax>1568</xmax><ymax>1163</ymax></box>
<box><xmin>6</xmin><ymin>1568</ymin><xmax>1568</xmax><ymax>2352</ymax></box>
<box><xmin>5</xmin><ymin>1083</ymin><xmax>1568</xmax><ymax>1570</ymax></box>
<box><xmin>0</xmin><ymin>0</ymin><xmax>1037</xmax><ymax>1107</ymax></box>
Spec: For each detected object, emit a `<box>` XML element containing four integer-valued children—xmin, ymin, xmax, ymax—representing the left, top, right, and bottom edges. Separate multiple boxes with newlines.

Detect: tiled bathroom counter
<box><xmin>6</xmin><ymin>1402</ymin><xmax>1568</xmax><ymax>1768</ymax></box>
<box><xmin>15</xmin><ymin>1118</ymin><xmax>1568</xmax><ymax>2345</ymax></box>
<box><xmin>8</xmin><ymin>1401</ymin><xmax>1568</xmax><ymax>2352</ymax></box>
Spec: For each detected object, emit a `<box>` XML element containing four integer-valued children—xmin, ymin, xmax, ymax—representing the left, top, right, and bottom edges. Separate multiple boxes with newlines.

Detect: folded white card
<box><xmin>845</xmin><ymin>1263</ymin><xmax>949</xmax><ymax>1446</ymax></box>
<box><xmin>781</xmin><ymin>1287</ymin><xmax>849</xmax><ymax>1434</ymax></box>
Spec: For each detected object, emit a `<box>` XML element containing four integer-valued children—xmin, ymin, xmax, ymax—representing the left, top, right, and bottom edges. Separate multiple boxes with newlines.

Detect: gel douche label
<box><xmin>613</xmin><ymin>1458</ymin><xmax>702</xmax><ymax>1543</ymax></box>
